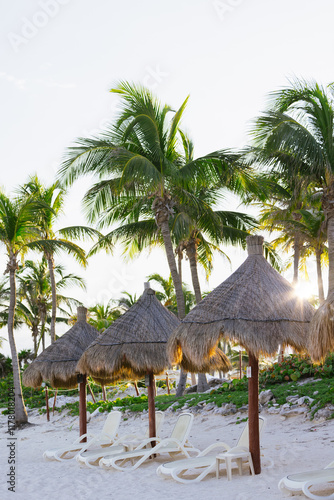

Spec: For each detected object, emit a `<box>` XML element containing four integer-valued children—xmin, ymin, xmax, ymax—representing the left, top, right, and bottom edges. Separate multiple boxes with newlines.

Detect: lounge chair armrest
<box><xmin>73</xmin><ymin>432</ymin><xmax>96</xmax><ymax>444</ymax></box>
<box><xmin>111</xmin><ymin>433</ymin><xmax>145</xmax><ymax>446</ymax></box>
<box><xmin>198</xmin><ymin>442</ymin><xmax>231</xmax><ymax>457</ymax></box>
<box><xmin>225</xmin><ymin>446</ymin><xmax>249</xmax><ymax>455</ymax></box>
<box><xmin>132</xmin><ymin>437</ymin><xmax>162</xmax><ymax>450</ymax></box>
<box><xmin>150</xmin><ymin>437</ymin><xmax>186</xmax><ymax>452</ymax></box>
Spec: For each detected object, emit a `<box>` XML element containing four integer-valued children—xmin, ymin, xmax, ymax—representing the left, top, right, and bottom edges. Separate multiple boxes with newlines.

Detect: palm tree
<box><xmin>251</xmin><ymin>79</ymin><xmax>334</xmax><ymax>346</ymax></box>
<box><xmin>88</xmin><ymin>301</ymin><xmax>123</xmax><ymax>332</ymax></box>
<box><xmin>146</xmin><ymin>273</ymin><xmax>195</xmax><ymax>315</ymax></box>
<box><xmin>117</xmin><ymin>291</ymin><xmax>139</xmax><ymax>310</ymax></box>
<box><xmin>59</xmin><ymin>82</ymin><xmax>253</xmax><ymax>322</ymax></box>
<box><xmin>0</xmin><ymin>190</ymin><xmax>54</xmax><ymax>425</ymax></box>
<box><xmin>296</xmin><ymin>206</ymin><xmax>327</xmax><ymax>304</ymax></box>
<box><xmin>255</xmin><ymin>80</ymin><xmax>334</xmax><ymax>338</ymax></box>
<box><xmin>18</xmin><ymin>176</ymin><xmax>100</xmax><ymax>343</ymax></box>
<box><xmin>17</xmin><ymin>259</ymin><xmax>85</xmax><ymax>353</ymax></box>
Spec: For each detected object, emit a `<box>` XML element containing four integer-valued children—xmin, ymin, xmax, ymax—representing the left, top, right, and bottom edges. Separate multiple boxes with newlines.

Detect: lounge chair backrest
<box><xmin>238</xmin><ymin>416</ymin><xmax>265</xmax><ymax>449</ymax></box>
<box><xmin>144</xmin><ymin>411</ymin><xmax>165</xmax><ymax>438</ymax></box>
<box><xmin>102</xmin><ymin>411</ymin><xmax>122</xmax><ymax>438</ymax></box>
<box><xmin>170</xmin><ymin>413</ymin><xmax>194</xmax><ymax>444</ymax></box>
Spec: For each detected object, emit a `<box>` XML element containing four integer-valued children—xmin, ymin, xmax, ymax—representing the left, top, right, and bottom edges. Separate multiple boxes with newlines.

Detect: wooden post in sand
<box><xmin>52</xmin><ymin>388</ymin><xmax>58</xmax><ymax>415</ymax></box>
<box><xmin>166</xmin><ymin>372</ymin><xmax>170</xmax><ymax>395</ymax></box>
<box><xmin>248</xmin><ymin>351</ymin><xmax>260</xmax><ymax>474</ymax></box>
<box><xmin>87</xmin><ymin>382</ymin><xmax>96</xmax><ymax>403</ymax></box>
<box><xmin>78</xmin><ymin>374</ymin><xmax>87</xmax><ymax>442</ymax></box>
<box><xmin>134</xmin><ymin>381</ymin><xmax>140</xmax><ymax>396</ymax></box>
<box><xmin>147</xmin><ymin>372</ymin><xmax>156</xmax><ymax>447</ymax></box>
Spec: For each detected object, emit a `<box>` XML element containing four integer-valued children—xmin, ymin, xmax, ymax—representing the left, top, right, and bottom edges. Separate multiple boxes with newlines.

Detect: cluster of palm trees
<box><xmin>3</xmin><ymin>78</ymin><xmax>334</xmax><ymax>425</ymax></box>
<box><xmin>0</xmin><ymin>178</ymin><xmax>101</xmax><ymax>424</ymax></box>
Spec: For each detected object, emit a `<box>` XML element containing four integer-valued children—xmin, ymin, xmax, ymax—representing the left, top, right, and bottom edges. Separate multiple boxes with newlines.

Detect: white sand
<box><xmin>1</xmin><ymin>408</ymin><xmax>334</xmax><ymax>500</ymax></box>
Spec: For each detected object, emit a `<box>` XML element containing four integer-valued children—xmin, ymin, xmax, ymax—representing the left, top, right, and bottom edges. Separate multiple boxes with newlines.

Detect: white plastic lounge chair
<box><xmin>76</xmin><ymin>411</ymin><xmax>165</xmax><ymax>468</ymax></box>
<box><xmin>278</xmin><ymin>461</ymin><xmax>334</xmax><ymax>500</ymax></box>
<box><xmin>43</xmin><ymin>410</ymin><xmax>122</xmax><ymax>461</ymax></box>
<box><xmin>99</xmin><ymin>412</ymin><xmax>199</xmax><ymax>471</ymax></box>
<box><xmin>156</xmin><ymin>416</ymin><xmax>265</xmax><ymax>483</ymax></box>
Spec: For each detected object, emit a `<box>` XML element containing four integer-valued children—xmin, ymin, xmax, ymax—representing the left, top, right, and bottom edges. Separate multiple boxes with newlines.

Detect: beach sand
<box><xmin>1</xmin><ymin>408</ymin><xmax>334</xmax><ymax>500</ymax></box>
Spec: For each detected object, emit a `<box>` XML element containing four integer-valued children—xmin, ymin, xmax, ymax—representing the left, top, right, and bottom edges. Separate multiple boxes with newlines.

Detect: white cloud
<box><xmin>34</xmin><ymin>78</ymin><xmax>76</xmax><ymax>89</ymax></box>
<box><xmin>0</xmin><ymin>72</ymin><xmax>26</xmax><ymax>90</ymax></box>
<box><xmin>0</xmin><ymin>72</ymin><xmax>76</xmax><ymax>90</ymax></box>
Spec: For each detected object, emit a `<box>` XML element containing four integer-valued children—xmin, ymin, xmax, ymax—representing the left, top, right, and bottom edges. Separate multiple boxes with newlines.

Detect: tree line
<box><xmin>2</xmin><ymin>78</ymin><xmax>333</xmax><ymax>425</ymax></box>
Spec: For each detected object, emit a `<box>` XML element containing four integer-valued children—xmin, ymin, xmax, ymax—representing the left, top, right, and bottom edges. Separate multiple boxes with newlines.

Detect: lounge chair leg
<box><xmin>237</xmin><ymin>457</ymin><xmax>242</xmax><ymax>476</ymax></box>
<box><xmin>248</xmin><ymin>454</ymin><xmax>255</xmax><ymax>476</ymax></box>
<box><xmin>226</xmin><ymin>457</ymin><xmax>232</xmax><ymax>481</ymax></box>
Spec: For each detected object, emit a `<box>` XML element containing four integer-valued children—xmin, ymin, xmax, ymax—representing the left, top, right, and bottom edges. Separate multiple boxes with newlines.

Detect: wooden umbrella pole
<box><xmin>147</xmin><ymin>372</ymin><xmax>156</xmax><ymax>448</ymax></box>
<box><xmin>52</xmin><ymin>388</ymin><xmax>58</xmax><ymax>415</ymax></box>
<box><xmin>248</xmin><ymin>351</ymin><xmax>260</xmax><ymax>474</ymax></box>
<box><xmin>79</xmin><ymin>375</ymin><xmax>87</xmax><ymax>442</ymax></box>
<box><xmin>87</xmin><ymin>382</ymin><xmax>96</xmax><ymax>403</ymax></box>
<box><xmin>134</xmin><ymin>381</ymin><xmax>140</xmax><ymax>396</ymax></box>
<box><xmin>166</xmin><ymin>372</ymin><xmax>170</xmax><ymax>395</ymax></box>
<box><xmin>45</xmin><ymin>386</ymin><xmax>50</xmax><ymax>422</ymax></box>
<box><xmin>239</xmin><ymin>350</ymin><xmax>242</xmax><ymax>379</ymax></box>
<box><xmin>102</xmin><ymin>385</ymin><xmax>107</xmax><ymax>401</ymax></box>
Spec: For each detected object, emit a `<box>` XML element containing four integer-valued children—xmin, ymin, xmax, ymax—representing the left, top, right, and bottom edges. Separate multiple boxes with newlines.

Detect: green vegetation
<box><xmin>34</xmin><ymin>377</ymin><xmax>334</xmax><ymax>420</ymax></box>
<box><xmin>1</xmin><ymin>354</ymin><xmax>333</xmax><ymax>420</ymax></box>
<box><xmin>259</xmin><ymin>353</ymin><xmax>334</xmax><ymax>384</ymax></box>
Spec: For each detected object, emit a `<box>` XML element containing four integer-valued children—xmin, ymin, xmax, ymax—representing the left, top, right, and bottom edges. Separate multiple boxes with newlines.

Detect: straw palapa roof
<box><xmin>308</xmin><ymin>300</ymin><xmax>334</xmax><ymax>361</ymax></box>
<box><xmin>22</xmin><ymin>307</ymin><xmax>100</xmax><ymax>389</ymax></box>
<box><xmin>168</xmin><ymin>235</ymin><xmax>314</xmax><ymax>366</ymax></box>
<box><xmin>78</xmin><ymin>285</ymin><xmax>230</xmax><ymax>380</ymax></box>
<box><xmin>77</xmin><ymin>287</ymin><xmax>180</xmax><ymax>381</ymax></box>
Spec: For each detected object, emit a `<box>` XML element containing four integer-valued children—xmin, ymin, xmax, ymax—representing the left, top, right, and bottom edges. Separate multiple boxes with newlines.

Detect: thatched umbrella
<box><xmin>77</xmin><ymin>283</ymin><xmax>230</xmax><ymax>441</ymax></box>
<box><xmin>22</xmin><ymin>307</ymin><xmax>100</xmax><ymax>438</ymax></box>
<box><xmin>308</xmin><ymin>303</ymin><xmax>334</xmax><ymax>361</ymax></box>
<box><xmin>168</xmin><ymin>235</ymin><xmax>314</xmax><ymax>474</ymax></box>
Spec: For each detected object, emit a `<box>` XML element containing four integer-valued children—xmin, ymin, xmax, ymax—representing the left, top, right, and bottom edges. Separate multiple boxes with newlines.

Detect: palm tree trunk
<box><xmin>39</xmin><ymin>308</ymin><xmax>47</xmax><ymax>351</ymax></box>
<box><xmin>6</xmin><ymin>255</ymin><xmax>28</xmax><ymax>426</ymax></box>
<box><xmin>33</xmin><ymin>326</ymin><xmax>38</xmax><ymax>357</ymax></box>
<box><xmin>186</xmin><ymin>241</ymin><xmax>202</xmax><ymax>304</ymax></box>
<box><xmin>158</xmin><ymin>218</ymin><xmax>185</xmax><ymax>319</ymax></box>
<box><xmin>327</xmin><ymin>211</ymin><xmax>334</xmax><ymax>299</ymax></box>
<box><xmin>292</xmin><ymin>234</ymin><xmax>300</xmax><ymax>284</ymax></box>
<box><xmin>186</xmin><ymin>240</ymin><xmax>209</xmax><ymax>393</ymax></box>
<box><xmin>46</xmin><ymin>253</ymin><xmax>57</xmax><ymax>343</ymax></box>
<box><xmin>316</xmin><ymin>248</ymin><xmax>325</xmax><ymax>304</ymax></box>
<box><xmin>154</xmin><ymin>200</ymin><xmax>187</xmax><ymax>397</ymax></box>
<box><xmin>177</xmin><ymin>249</ymin><xmax>183</xmax><ymax>286</ymax></box>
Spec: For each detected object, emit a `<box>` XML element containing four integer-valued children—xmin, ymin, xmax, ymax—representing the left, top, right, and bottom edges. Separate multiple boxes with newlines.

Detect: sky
<box><xmin>1</xmin><ymin>0</ymin><xmax>333</xmax><ymax>355</ymax></box>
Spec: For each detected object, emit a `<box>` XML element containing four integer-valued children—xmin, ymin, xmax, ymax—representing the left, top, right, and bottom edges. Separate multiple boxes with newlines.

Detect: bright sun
<box><xmin>294</xmin><ymin>281</ymin><xmax>316</xmax><ymax>300</ymax></box>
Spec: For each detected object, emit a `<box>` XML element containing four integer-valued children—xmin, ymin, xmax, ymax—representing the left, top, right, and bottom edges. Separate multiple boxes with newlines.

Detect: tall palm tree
<box><xmin>18</xmin><ymin>176</ymin><xmax>100</xmax><ymax>343</ymax></box>
<box><xmin>0</xmin><ymin>191</ymin><xmax>54</xmax><ymax>425</ymax></box>
<box><xmin>58</xmin><ymin>82</ymin><xmax>253</xmax><ymax>322</ymax></box>
<box><xmin>252</xmin><ymin>79</ymin><xmax>334</xmax><ymax>346</ymax></box>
